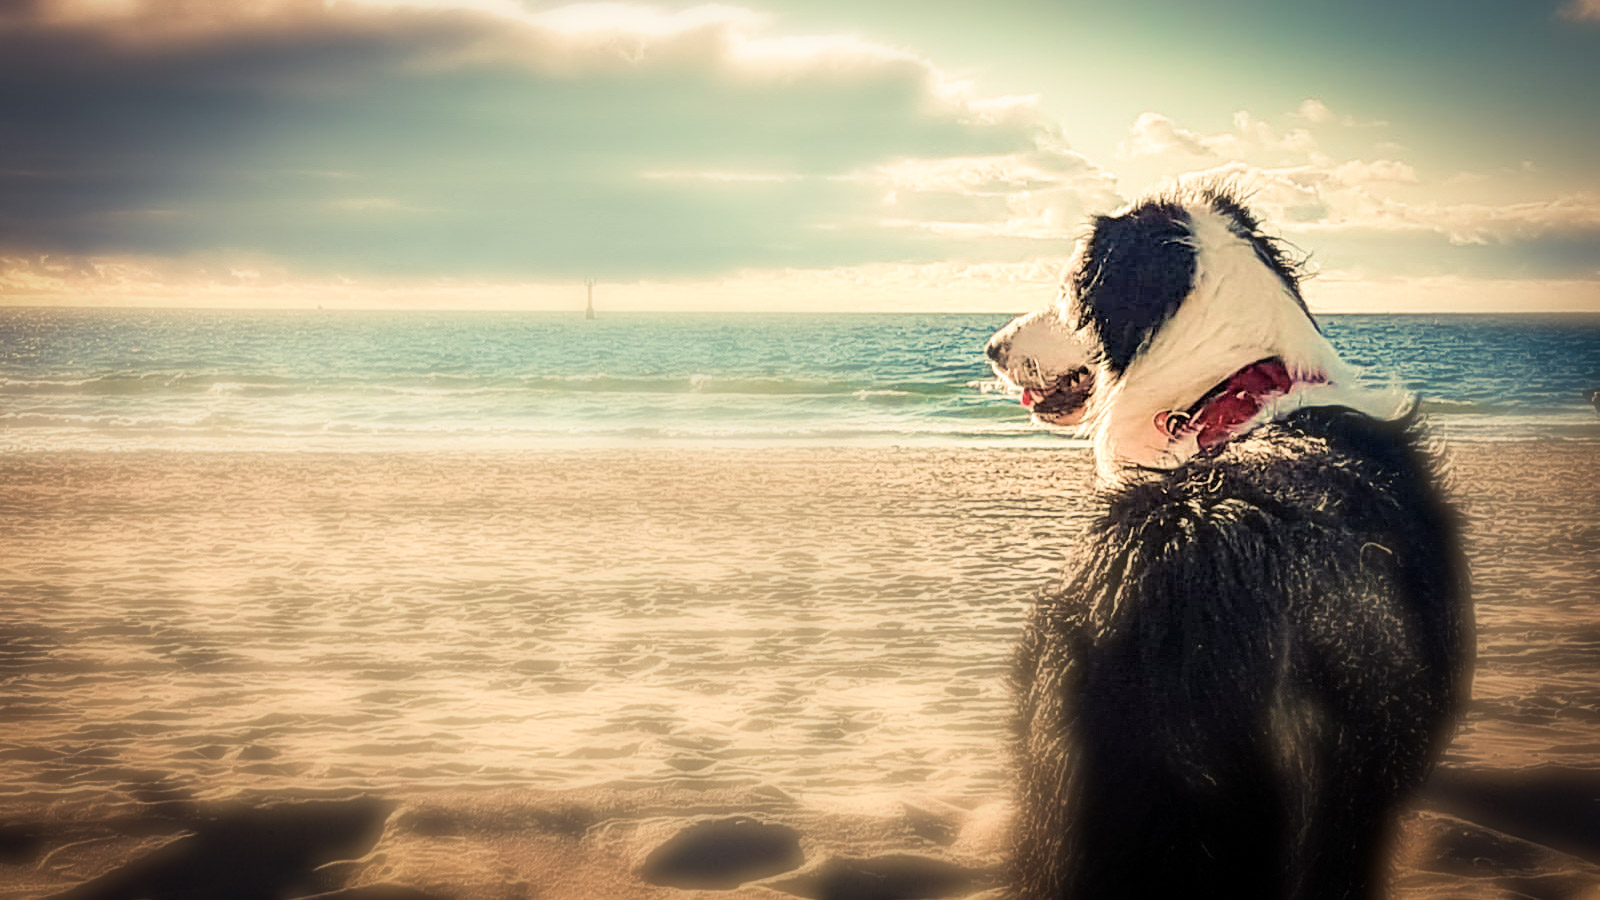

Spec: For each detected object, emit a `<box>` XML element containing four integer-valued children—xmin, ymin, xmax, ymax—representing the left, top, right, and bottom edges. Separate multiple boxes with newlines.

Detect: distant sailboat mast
<box><xmin>584</xmin><ymin>279</ymin><xmax>596</xmax><ymax>319</ymax></box>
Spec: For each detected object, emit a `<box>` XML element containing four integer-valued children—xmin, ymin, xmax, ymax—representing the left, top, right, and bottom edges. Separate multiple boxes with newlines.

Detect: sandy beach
<box><xmin>1</xmin><ymin>442</ymin><xmax>1596</xmax><ymax>899</ymax></box>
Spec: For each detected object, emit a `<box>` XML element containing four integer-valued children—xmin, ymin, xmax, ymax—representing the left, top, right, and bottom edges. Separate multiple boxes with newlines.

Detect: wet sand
<box><xmin>1</xmin><ymin>443</ymin><xmax>1596</xmax><ymax>898</ymax></box>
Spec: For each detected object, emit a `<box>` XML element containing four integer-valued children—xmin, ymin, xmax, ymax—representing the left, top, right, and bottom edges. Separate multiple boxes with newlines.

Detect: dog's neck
<box><xmin>1154</xmin><ymin>357</ymin><xmax>1320</xmax><ymax>453</ymax></box>
<box><xmin>1090</xmin><ymin>355</ymin><xmax>1407</xmax><ymax>482</ymax></box>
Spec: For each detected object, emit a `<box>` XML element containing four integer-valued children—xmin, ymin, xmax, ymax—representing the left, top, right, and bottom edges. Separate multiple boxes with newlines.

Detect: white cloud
<box><xmin>1161</xmin><ymin>161</ymin><xmax>1600</xmax><ymax>247</ymax></box>
<box><xmin>1417</xmin><ymin>194</ymin><xmax>1600</xmax><ymax>245</ymax></box>
<box><xmin>1292</xmin><ymin>98</ymin><xmax>1386</xmax><ymax>128</ymax></box>
<box><xmin>1332</xmin><ymin>159</ymin><xmax>1419</xmax><ymax>186</ymax></box>
<box><xmin>1119</xmin><ymin>110</ymin><xmax>1317</xmax><ymax>162</ymax></box>
<box><xmin>1295</xmin><ymin>99</ymin><xmax>1337</xmax><ymax>125</ymax></box>
<box><xmin>1116</xmin><ymin>100</ymin><xmax>1597</xmax><ymax>268</ymax></box>
<box><xmin>1200</xmin><ymin>111</ymin><xmax>1317</xmax><ymax>159</ymax></box>
<box><xmin>1119</xmin><ymin>112</ymin><xmax>1212</xmax><ymax>158</ymax></box>
<box><xmin>861</xmin><ymin>144</ymin><xmax>1120</xmax><ymax>240</ymax></box>
<box><xmin>1556</xmin><ymin>0</ymin><xmax>1600</xmax><ymax>21</ymax></box>
<box><xmin>868</xmin><ymin>146</ymin><xmax>1101</xmax><ymax>196</ymax></box>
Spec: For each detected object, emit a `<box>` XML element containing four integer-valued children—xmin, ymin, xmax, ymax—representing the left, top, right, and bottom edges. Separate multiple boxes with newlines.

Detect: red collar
<box><xmin>1154</xmin><ymin>358</ymin><xmax>1320</xmax><ymax>452</ymax></box>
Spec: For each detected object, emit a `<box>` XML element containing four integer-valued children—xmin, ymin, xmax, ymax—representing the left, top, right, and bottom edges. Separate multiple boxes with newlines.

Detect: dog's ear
<box><xmin>1071</xmin><ymin>204</ymin><xmax>1196</xmax><ymax>377</ymax></box>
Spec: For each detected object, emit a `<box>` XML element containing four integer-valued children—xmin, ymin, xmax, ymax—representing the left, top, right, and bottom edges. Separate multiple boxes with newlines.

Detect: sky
<box><xmin>0</xmin><ymin>0</ymin><xmax>1597</xmax><ymax>312</ymax></box>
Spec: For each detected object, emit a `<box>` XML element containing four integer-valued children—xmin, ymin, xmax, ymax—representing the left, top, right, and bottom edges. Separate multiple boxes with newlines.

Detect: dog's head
<box><xmin>987</xmin><ymin>186</ymin><xmax>1403</xmax><ymax>476</ymax></box>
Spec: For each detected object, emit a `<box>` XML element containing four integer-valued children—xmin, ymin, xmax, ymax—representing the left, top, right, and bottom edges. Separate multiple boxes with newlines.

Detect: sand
<box><xmin>0</xmin><ymin>442</ymin><xmax>1596</xmax><ymax>899</ymax></box>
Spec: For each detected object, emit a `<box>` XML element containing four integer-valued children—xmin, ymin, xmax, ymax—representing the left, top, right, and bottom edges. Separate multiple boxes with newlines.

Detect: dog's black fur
<box><xmin>1013</xmin><ymin>407</ymin><xmax>1471</xmax><ymax>900</ymax></box>
<box><xmin>1009</xmin><ymin>192</ymin><xmax>1472</xmax><ymax>900</ymax></box>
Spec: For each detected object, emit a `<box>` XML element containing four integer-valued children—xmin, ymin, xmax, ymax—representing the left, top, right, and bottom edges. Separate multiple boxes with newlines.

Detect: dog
<box><xmin>986</xmin><ymin>186</ymin><xmax>1472</xmax><ymax>900</ymax></box>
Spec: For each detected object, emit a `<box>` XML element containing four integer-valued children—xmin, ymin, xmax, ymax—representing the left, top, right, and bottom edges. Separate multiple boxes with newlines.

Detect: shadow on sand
<box><xmin>0</xmin><ymin>767</ymin><xmax>1594</xmax><ymax>899</ymax></box>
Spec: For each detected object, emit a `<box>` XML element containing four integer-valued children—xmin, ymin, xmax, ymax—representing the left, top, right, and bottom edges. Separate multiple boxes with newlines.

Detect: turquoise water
<box><xmin>2</xmin><ymin>309</ymin><xmax>1597</xmax><ymax>450</ymax></box>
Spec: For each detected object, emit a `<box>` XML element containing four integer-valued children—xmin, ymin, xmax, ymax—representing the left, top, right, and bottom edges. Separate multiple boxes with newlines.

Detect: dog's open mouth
<box><xmin>1020</xmin><ymin>366</ymin><xmax>1094</xmax><ymax>425</ymax></box>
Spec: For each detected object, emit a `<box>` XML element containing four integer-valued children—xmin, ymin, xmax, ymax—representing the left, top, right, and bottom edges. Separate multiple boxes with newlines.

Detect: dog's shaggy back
<box><xmin>1012</xmin><ymin>407</ymin><xmax>1470</xmax><ymax>899</ymax></box>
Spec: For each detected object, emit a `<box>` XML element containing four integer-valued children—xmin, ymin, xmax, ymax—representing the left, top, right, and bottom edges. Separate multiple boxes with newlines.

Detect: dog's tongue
<box><xmin>1021</xmin><ymin>388</ymin><xmax>1036</xmax><ymax>407</ymax></box>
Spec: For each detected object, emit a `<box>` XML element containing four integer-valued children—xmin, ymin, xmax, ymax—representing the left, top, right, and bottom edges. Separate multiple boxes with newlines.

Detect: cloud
<box><xmin>1295</xmin><ymin>99</ymin><xmax>1337</xmax><ymax>125</ymax></box>
<box><xmin>1205</xmin><ymin>111</ymin><xmax>1317</xmax><ymax>158</ymax></box>
<box><xmin>1331</xmin><ymin>159</ymin><xmax>1419</xmax><ymax>186</ymax></box>
<box><xmin>1159</xmin><ymin>161</ymin><xmax>1600</xmax><ymax>277</ymax></box>
<box><xmin>1119</xmin><ymin>112</ymin><xmax>1212</xmax><ymax>158</ymax></box>
<box><xmin>1417</xmin><ymin>194</ymin><xmax>1600</xmax><ymax>245</ymax></box>
<box><xmin>857</xmin><ymin>142</ymin><xmax>1120</xmax><ymax>240</ymax></box>
<box><xmin>1115</xmin><ymin>102</ymin><xmax>1597</xmax><ymax>271</ymax></box>
<box><xmin>0</xmin><ymin>0</ymin><xmax>1115</xmax><ymax>282</ymax></box>
<box><xmin>1118</xmin><ymin>110</ymin><xmax>1316</xmax><ymax>161</ymax></box>
<box><xmin>1556</xmin><ymin>0</ymin><xmax>1600</xmax><ymax>21</ymax></box>
<box><xmin>1292</xmin><ymin>98</ymin><xmax>1386</xmax><ymax>128</ymax></box>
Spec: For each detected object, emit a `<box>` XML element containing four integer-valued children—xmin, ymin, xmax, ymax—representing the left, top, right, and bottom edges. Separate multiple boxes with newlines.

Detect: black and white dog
<box><xmin>986</xmin><ymin>187</ymin><xmax>1472</xmax><ymax>900</ymax></box>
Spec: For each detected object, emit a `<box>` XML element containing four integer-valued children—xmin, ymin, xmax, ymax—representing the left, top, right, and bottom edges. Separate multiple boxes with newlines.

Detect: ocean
<box><xmin>3</xmin><ymin>309</ymin><xmax>1598</xmax><ymax>451</ymax></box>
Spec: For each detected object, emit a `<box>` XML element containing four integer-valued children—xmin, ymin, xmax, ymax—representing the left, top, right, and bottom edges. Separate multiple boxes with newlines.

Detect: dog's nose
<box><xmin>986</xmin><ymin>337</ymin><xmax>1007</xmax><ymax>365</ymax></box>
